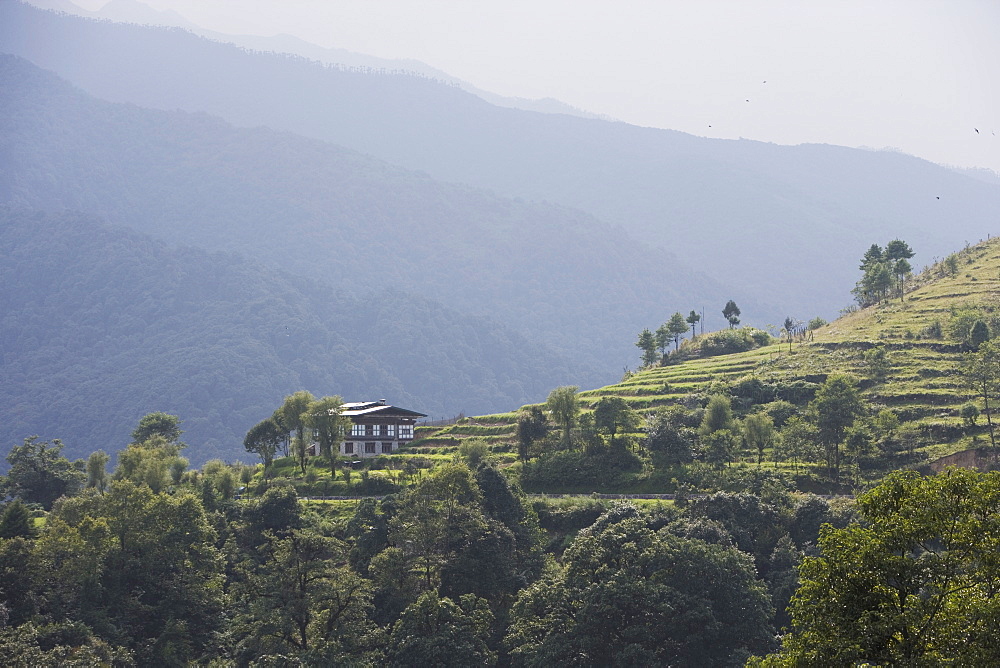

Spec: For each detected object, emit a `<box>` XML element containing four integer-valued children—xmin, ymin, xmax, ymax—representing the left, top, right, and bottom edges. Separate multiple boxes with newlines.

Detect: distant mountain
<box><xmin>0</xmin><ymin>207</ymin><xmax>601</xmax><ymax>464</ymax></box>
<box><xmin>5</xmin><ymin>1</ymin><xmax>1000</xmax><ymax>318</ymax></box>
<box><xmin>0</xmin><ymin>55</ymin><xmax>761</xmax><ymax>381</ymax></box>
<box><xmin>21</xmin><ymin>0</ymin><xmax>609</xmax><ymax>120</ymax></box>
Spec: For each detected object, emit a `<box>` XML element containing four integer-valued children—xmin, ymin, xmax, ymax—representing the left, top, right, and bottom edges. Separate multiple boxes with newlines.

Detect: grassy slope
<box><xmin>419</xmin><ymin>238</ymin><xmax>1000</xmax><ymax>470</ymax></box>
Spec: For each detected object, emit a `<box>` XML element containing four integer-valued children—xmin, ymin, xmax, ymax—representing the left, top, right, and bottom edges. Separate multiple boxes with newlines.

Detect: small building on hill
<box><xmin>339</xmin><ymin>400</ymin><xmax>427</xmax><ymax>458</ymax></box>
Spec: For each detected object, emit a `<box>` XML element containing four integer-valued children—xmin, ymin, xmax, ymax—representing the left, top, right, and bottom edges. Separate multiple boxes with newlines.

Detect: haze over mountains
<box><xmin>3</xmin><ymin>1</ymin><xmax>1000</xmax><ymax>462</ymax></box>
<box><xmin>1</xmin><ymin>204</ymin><xmax>601</xmax><ymax>463</ymax></box>
<box><xmin>5</xmin><ymin>1</ymin><xmax>1000</xmax><ymax>317</ymax></box>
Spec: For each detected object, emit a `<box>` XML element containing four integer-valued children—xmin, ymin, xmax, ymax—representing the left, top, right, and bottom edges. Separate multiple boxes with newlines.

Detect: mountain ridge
<box><xmin>5</xmin><ymin>1</ymin><xmax>999</xmax><ymax>318</ymax></box>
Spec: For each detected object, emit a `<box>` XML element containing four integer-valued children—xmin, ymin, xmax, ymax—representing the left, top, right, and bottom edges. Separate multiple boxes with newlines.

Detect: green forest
<box><xmin>6</xmin><ymin>238</ymin><xmax>1000</xmax><ymax>665</ymax></box>
<box><xmin>5</xmin><ymin>8</ymin><xmax>1000</xmax><ymax>665</ymax></box>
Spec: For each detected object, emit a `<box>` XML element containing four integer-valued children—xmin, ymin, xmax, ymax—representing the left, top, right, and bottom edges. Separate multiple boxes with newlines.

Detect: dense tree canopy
<box><xmin>507</xmin><ymin>507</ymin><xmax>774</xmax><ymax>666</ymax></box>
<box><xmin>2</xmin><ymin>437</ymin><xmax>84</xmax><ymax>510</ymax></box>
<box><xmin>755</xmin><ymin>469</ymin><xmax>1000</xmax><ymax>666</ymax></box>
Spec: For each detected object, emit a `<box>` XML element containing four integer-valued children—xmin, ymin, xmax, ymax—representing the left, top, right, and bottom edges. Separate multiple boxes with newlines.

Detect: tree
<box><xmin>0</xmin><ymin>499</ymin><xmax>35</xmax><ymax>540</ymax></box>
<box><xmin>386</xmin><ymin>591</ymin><xmax>496</xmax><ymax>667</ymax></box>
<box><xmin>113</xmin><ymin>434</ymin><xmax>187</xmax><ymax>493</ymax></box>
<box><xmin>85</xmin><ymin>450</ymin><xmax>109</xmax><ymax>492</ymax></box>
<box><xmin>810</xmin><ymin>374</ymin><xmax>864</xmax><ymax>480</ymax></box>
<box><xmin>884</xmin><ymin>238</ymin><xmax>915</xmax><ymax>263</ymax></box>
<box><xmin>593</xmin><ymin>396</ymin><xmax>637</xmax><ymax>449</ymax></box>
<box><xmin>2</xmin><ymin>437</ymin><xmax>85</xmax><ymax>510</ymax></box>
<box><xmin>643</xmin><ymin>409</ymin><xmax>694</xmax><ymax>466</ymax></box>
<box><xmin>507</xmin><ymin>511</ymin><xmax>774</xmax><ymax>666</ymax></box>
<box><xmin>231</xmin><ymin>529</ymin><xmax>377</xmax><ymax>664</ymax></box>
<box><xmin>131</xmin><ymin>412</ymin><xmax>182</xmax><ymax>445</ymax></box>
<box><xmin>243</xmin><ymin>417</ymin><xmax>284</xmax><ymax>468</ymax></box>
<box><xmin>636</xmin><ymin>328</ymin><xmax>657</xmax><ymax>366</ymax></box>
<box><xmin>970</xmin><ymin>319</ymin><xmax>990</xmax><ymax>349</ymax></box>
<box><xmin>48</xmin><ymin>480</ymin><xmax>225</xmax><ymax>665</ymax></box>
<box><xmin>782</xmin><ymin>316</ymin><xmax>796</xmax><ymax>352</ymax></box>
<box><xmin>743</xmin><ymin>413</ymin><xmax>777</xmax><ymax>466</ymax></box>
<box><xmin>859</xmin><ymin>243</ymin><xmax>883</xmax><ymax>271</ymax></box>
<box><xmin>516</xmin><ymin>406</ymin><xmax>547</xmax><ymax>462</ymax></box>
<box><xmin>892</xmin><ymin>257</ymin><xmax>912</xmax><ymax>300</ymax></box>
<box><xmin>722</xmin><ymin>300</ymin><xmax>741</xmax><ymax>329</ymax></box>
<box><xmin>755</xmin><ymin>469</ymin><xmax>1000</xmax><ymax>666</ymax></box>
<box><xmin>776</xmin><ymin>416</ymin><xmax>821</xmax><ymax>472</ymax></box>
<box><xmin>862</xmin><ymin>345</ymin><xmax>891</xmax><ymax>382</ymax></box>
<box><xmin>699</xmin><ymin>394</ymin><xmax>735</xmax><ymax>436</ymax></box>
<box><xmin>667</xmin><ymin>311</ymin><xmax>689</xmax><ymax>351</ymax></box>
<box><xmin>278</xmin><ymin>390</ymin><xmax>317</xmax><ymax>473</ymax></box>
<box><xmin>686</xmin><ymin>310</ymin><xmax>701</xmax><ymax>338</ymax></box>
<box><xmin>701</xmin><ymin>429</ymin><xmax>737</xmax><ymax>469</ymax></box>
<box><xmin>304</xmin><ymin>396</ymin><xmax>349</xmax><ymax>476</ymax></box>
<box><xmin>854</xmin><ymin>261</ymin><xmax>893</xmax><ymax>306</ymax></box>
<box><xmin>962</xmin><ymin>340</ymin><xmax>1000</xmax><ymax>448</ymax></box>
<box><xmin>654</xmin><ymin>324</ymin><xmax>671</xmax><ymax>358</ymax></box>
<box><xmin>545</xmin><ymin>386</ymin><xmax>579</xmax><ymax>449</ymax></box>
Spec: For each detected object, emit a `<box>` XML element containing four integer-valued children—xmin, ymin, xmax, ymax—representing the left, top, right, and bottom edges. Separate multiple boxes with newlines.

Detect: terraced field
<box><xmin>417</xmin><ymin>237</ymin><xmax>1000</xmax><ymax>469</ymax></box>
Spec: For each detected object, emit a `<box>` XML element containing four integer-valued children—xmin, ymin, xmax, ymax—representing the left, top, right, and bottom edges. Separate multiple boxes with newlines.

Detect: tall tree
<box><xmin>722</xmin><ymin>300</ymin><xmax>741</xmax><ymax>329</ymax></box>
<box><xmin>962</xmin><ymin>340</ymin><xmax>1000</xmax><ymax>448</ymax></box>
<box><xmin>686</xmin><ymin>310</ymin><xmax>701</xmax><ymax>338</ymax></box>
<box><xmin>636</xmin><ymin>328</ymin><xmax>658</xmax><ymax>367</ymax></box>
<box><xmin>85</xmin><ymin>450</ymin><xmax>110</xmax><ymax>492</ymax></box>
<box><xmin>810</xmin><ymin>374</ymin><xmax>864</xmax><ymax>480</ymax></box>
<box><xmin>743</xmin><ymin>413</ymin><xmax>777</xmax><ymax>466</ymax></box>
<box><xmin>546</xmin><ymin>386</ymin><xmax>580</xmax><ymax>449</ymax></box>
<box><xmin>516</xmin><ymin>406</ymin><xmax>548</xmax><ymax>462</ymax></box>
<box><xmin>666</xmin><ymin>312</ymin><xmax>689</xmax><ymax>351</ymax></box>
<box><xmin>304</xmin><ymin>396</ymin><xmax>349</xmax><ymax>476</ymax></box>
<box><xmin>278</xmin><ymin>390</ymin><xmax>317</xmax><ymax>473</ymax></box>
<box><xmin>892</xmin><ymin>257</ymin><xmax>912</xmax><ymax>301</ymax></box>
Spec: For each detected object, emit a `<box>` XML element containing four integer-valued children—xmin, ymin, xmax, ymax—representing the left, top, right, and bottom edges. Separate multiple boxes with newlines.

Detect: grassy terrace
<box><xmin>412</xmin><ymin>237</ymin><xmax>1000</xmax><ymax>468</ymax></box>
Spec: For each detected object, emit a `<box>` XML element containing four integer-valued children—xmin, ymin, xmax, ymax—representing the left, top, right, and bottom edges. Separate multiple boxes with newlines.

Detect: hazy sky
<box><xmin>67</xmin><ymin>0</ymin><xmax>1000</xmax><ymax>173</ymax></box>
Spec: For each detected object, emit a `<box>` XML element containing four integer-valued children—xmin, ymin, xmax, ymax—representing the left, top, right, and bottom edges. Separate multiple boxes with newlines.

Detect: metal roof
<box><xmin>339</xmin><ymin>401</ymin><xmax>427</xmax><ymax>418</ymax></box>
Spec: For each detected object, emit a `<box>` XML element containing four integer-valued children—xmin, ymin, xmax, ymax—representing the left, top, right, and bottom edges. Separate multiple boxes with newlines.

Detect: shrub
<box><xmin>696</xmin><ymin>327</ymin><xmax>774</xmax><ymax>358</ymax></box>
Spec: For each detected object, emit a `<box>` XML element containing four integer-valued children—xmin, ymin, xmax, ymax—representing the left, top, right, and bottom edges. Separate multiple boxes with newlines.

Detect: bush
<box><xmin>695</xmin><ymin>327</ymin><xmax>774</xmax><ymax>358</ymax></box>
<box><xmin>520</xmin><ymin>448</ymin><xmax>642</xmax><ymax>492</ymax></box>
<box><xmin>730</xmin><ymin>376</ymin><xmax>778</xmax><ymax>405</ymax></box>
<box><xmin>775</xmin><ymin>380</ymin><xmax>820</xmax><ymax>404</ymax></box>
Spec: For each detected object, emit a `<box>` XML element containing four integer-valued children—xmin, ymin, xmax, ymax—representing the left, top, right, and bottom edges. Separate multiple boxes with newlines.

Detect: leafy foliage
<box><xmin>757</xmin><ymin>469</ymin><xmax>1000</xmax><ymax>666</ymax></box>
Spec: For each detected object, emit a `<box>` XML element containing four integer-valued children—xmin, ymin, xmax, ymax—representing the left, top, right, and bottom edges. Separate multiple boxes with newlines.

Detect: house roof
<box><xmin>340</xmin><ymin>400</ymin><xmax>427</xmax><ymax>419</ymax></box>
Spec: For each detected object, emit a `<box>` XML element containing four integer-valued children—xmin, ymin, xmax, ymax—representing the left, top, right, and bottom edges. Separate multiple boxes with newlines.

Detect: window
<box><xmin>365</xmin><ymin>424</ymin><xmax>374</xmax><ymax>436</ymax></box>
<box><xmin>399</xmin><ymin>424</ymin><xmax>414</xmax><ymax>439</ymax></box>
<box><xmin>381</xmin><ymin>442</ymin><xmax>393</xmax><ymax>453</ymax></box>
<box><xmin>365</xmin><ymin>442</ymin><xmax>376</xmax><ymax>454</ymax></box>
<box><xmin>351</xmin><ymin>424</ymin><xmax>364</xmax><ymax>437</ymax></box>
<box><xmin>344</xmin><ymin>442</ymin><xmax>354</xmax><ymax>454</ymax></box>
<box><xmin>386</xmin><ymin>424</ymin><xmax>396</xmax><ymax>436</ymax></box>
<box><xmin>373</xmin><ymin>424</ymin><xmax>382</xmax><ymax>436</ymax></box>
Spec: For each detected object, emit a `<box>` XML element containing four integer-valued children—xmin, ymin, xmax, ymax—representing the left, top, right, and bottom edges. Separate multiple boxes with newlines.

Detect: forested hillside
<box><xmin>0</xmin><ymin>54</ymin><xmax>760</xmax><ymax>377</ymax></box>
<box><xmin>4</xmin><ymin>1</ymin><xmax>1000</xmax><ymax>318</ymax></box>
<box><xmin>0</xmin><ymin>208</ymin><xmax>596</xmax><ymax>463</ymax></box>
